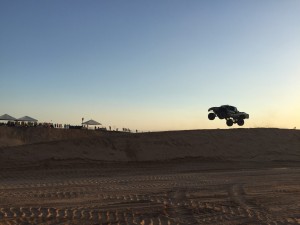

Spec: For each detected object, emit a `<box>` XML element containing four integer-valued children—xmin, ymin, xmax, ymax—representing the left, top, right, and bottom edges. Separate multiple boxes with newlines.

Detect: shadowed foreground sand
<box><xmin>0</xmin><ymin>127</ymin><xmax>299</xmax><ymax>225</ymax></box>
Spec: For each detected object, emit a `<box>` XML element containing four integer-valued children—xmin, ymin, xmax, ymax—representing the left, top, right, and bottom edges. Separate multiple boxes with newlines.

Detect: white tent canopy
<box><xmin>0</xmin><ymin>114</ymin><xmax>16</xmax><ymax>121</ymax></box>
<box><xmin>17</xmin><ymin>116</ymin><xmax>38</xmax><ymax>122</ymax></box>
<box><xmin>82</xmin><ymin>119</ymin><xmax>101</xmax><ymax>126</ymax></box>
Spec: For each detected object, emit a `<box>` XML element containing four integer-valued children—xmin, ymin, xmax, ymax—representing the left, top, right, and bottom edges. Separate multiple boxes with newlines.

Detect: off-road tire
<box><xmin>226</xmin><ymin>119</ymin><xmax>234</xmax><ymax>127</ymax></box>
<box><xmin>237</xmin><ymin>119</ymin><xmax>244</xmax><ymax>126</ymax></box>
<box><xmin>208</xmin><ymin>113</ymin><xmax>216</xmax><ymax>120</ymax></box>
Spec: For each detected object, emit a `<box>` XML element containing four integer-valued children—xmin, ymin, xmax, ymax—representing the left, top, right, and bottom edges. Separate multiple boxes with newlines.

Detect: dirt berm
<box><xmin>0</xmin><ymin>127</ymin><xmax>299</xmax><ymax>167</ymax></box>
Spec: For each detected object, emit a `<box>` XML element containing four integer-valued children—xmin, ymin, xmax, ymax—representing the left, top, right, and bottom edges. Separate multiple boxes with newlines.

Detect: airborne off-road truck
<box><xmin>208</xmin><ymin>105</ymin><xmax>249</xmax><ymax>126</ymax></box>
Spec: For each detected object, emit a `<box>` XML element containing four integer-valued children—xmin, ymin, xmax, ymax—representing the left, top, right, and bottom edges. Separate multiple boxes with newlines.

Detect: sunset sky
<box><xmin>1</xmin><ymin>1</ymin><xmax>299</xmax><ymax>131</ymax></box>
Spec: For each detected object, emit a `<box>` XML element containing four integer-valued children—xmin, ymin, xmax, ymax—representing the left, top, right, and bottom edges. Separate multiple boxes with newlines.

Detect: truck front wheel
<box><xmin>237</xmin><ymin>119</ymin><xmax>244</xmax><ymax>126</ymax></box>
<box><xmin>226</xmin><ymin>119</ymin><xmax>233</xmax><ymax>127</ymax></box>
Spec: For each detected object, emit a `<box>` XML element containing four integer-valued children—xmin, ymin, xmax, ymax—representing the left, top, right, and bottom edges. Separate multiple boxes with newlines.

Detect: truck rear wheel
<box><xmin>226</xmin><ymin>119</ymin><xmax>233</xmax><ymax>127</ymax></box>
<box><xmin>208</xmin><ymin>113</ymin><xmax>216</xmax><ymax>120</ymax></box>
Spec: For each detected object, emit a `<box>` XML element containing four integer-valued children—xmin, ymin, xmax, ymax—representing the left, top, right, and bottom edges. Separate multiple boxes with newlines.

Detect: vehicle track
<box><xmin>0</xmin><ymin>163</ymin><xmax>299</xmax><ymax>225</ymax></box>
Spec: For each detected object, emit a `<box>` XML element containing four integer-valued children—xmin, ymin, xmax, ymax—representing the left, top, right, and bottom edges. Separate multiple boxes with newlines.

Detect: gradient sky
<box><xmin>1</xmin><ymin>0</ymin><xmax>299</xmax><ymax>131</ymax></box>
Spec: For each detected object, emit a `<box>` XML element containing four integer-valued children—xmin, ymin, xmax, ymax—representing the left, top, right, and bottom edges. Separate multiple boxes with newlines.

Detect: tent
<box><xmin>17</xmin><ymin>116</ymin><xmax>38</xmax><ymax>122</ymax></box>
<box><xmin>0</xmin><ymin>114</ymin><xmax>16</xmax><ymax>121</ymax></box>
<box><xmin>82</xmin><ymin>119</ymin><xmax>101</xmax><ymax>126</ymax></box>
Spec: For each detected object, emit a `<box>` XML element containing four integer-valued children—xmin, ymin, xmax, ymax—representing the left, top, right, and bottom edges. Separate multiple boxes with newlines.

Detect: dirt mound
<box><xmin>0</xmin><ymin>127</ymin><xmax>299</xmax><ymax>167</ymax></box>
<box><xmin>0</xmin><ymin>127</ymin><xmax>102</xmax><ymax>147</ymax></box>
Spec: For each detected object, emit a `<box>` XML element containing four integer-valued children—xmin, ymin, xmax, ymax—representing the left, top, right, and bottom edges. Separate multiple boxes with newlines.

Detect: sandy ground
<box><xmin>0</xmin><ymin>127</ymin><xmax>299</xmax><ymax>224</ymax></box>
<box><xmin>0</xmin><ymin>161</ymin><xmax>299</xmax><ymax>225</ymax></box>
<box><xmin>1</xmin><ymin>127</ymin><xmax>300</xmax><ymax>166</ymax></box>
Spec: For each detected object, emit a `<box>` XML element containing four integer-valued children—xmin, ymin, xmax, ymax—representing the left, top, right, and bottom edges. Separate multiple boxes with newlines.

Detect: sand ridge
<box><xmin>0</xmin><ymin>127</ymin><xmax>299</xmax><ymax>168</ymax></box>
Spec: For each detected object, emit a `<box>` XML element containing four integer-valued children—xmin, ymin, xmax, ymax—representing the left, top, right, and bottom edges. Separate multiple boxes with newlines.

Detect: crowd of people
<box><xmin>0</xmin><ymin>121</ymin><xmax>60</xmax><ymax>128</ymax></box>
<box><xmin>0</xmin><ymin>121</ymin><xmax>140</xmax><ymax>133</ymax></box>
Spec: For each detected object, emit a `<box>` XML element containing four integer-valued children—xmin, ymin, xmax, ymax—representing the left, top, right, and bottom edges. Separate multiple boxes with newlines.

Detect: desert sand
<box><xmin>0</xmin><ymin>127</ymin><xmax>299</xmax><ymax>224</ymax></box>
<box><xmin>1</xmin><ymin>127</ymin><xmax>300</xmax><ymax>166</ymax></box>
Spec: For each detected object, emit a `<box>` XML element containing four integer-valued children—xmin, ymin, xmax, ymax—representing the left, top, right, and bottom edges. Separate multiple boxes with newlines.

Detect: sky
<box><xmin>1</xmin><ymin>0</ymin><xmax>299</xmax><ymax>131</ymax></box>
